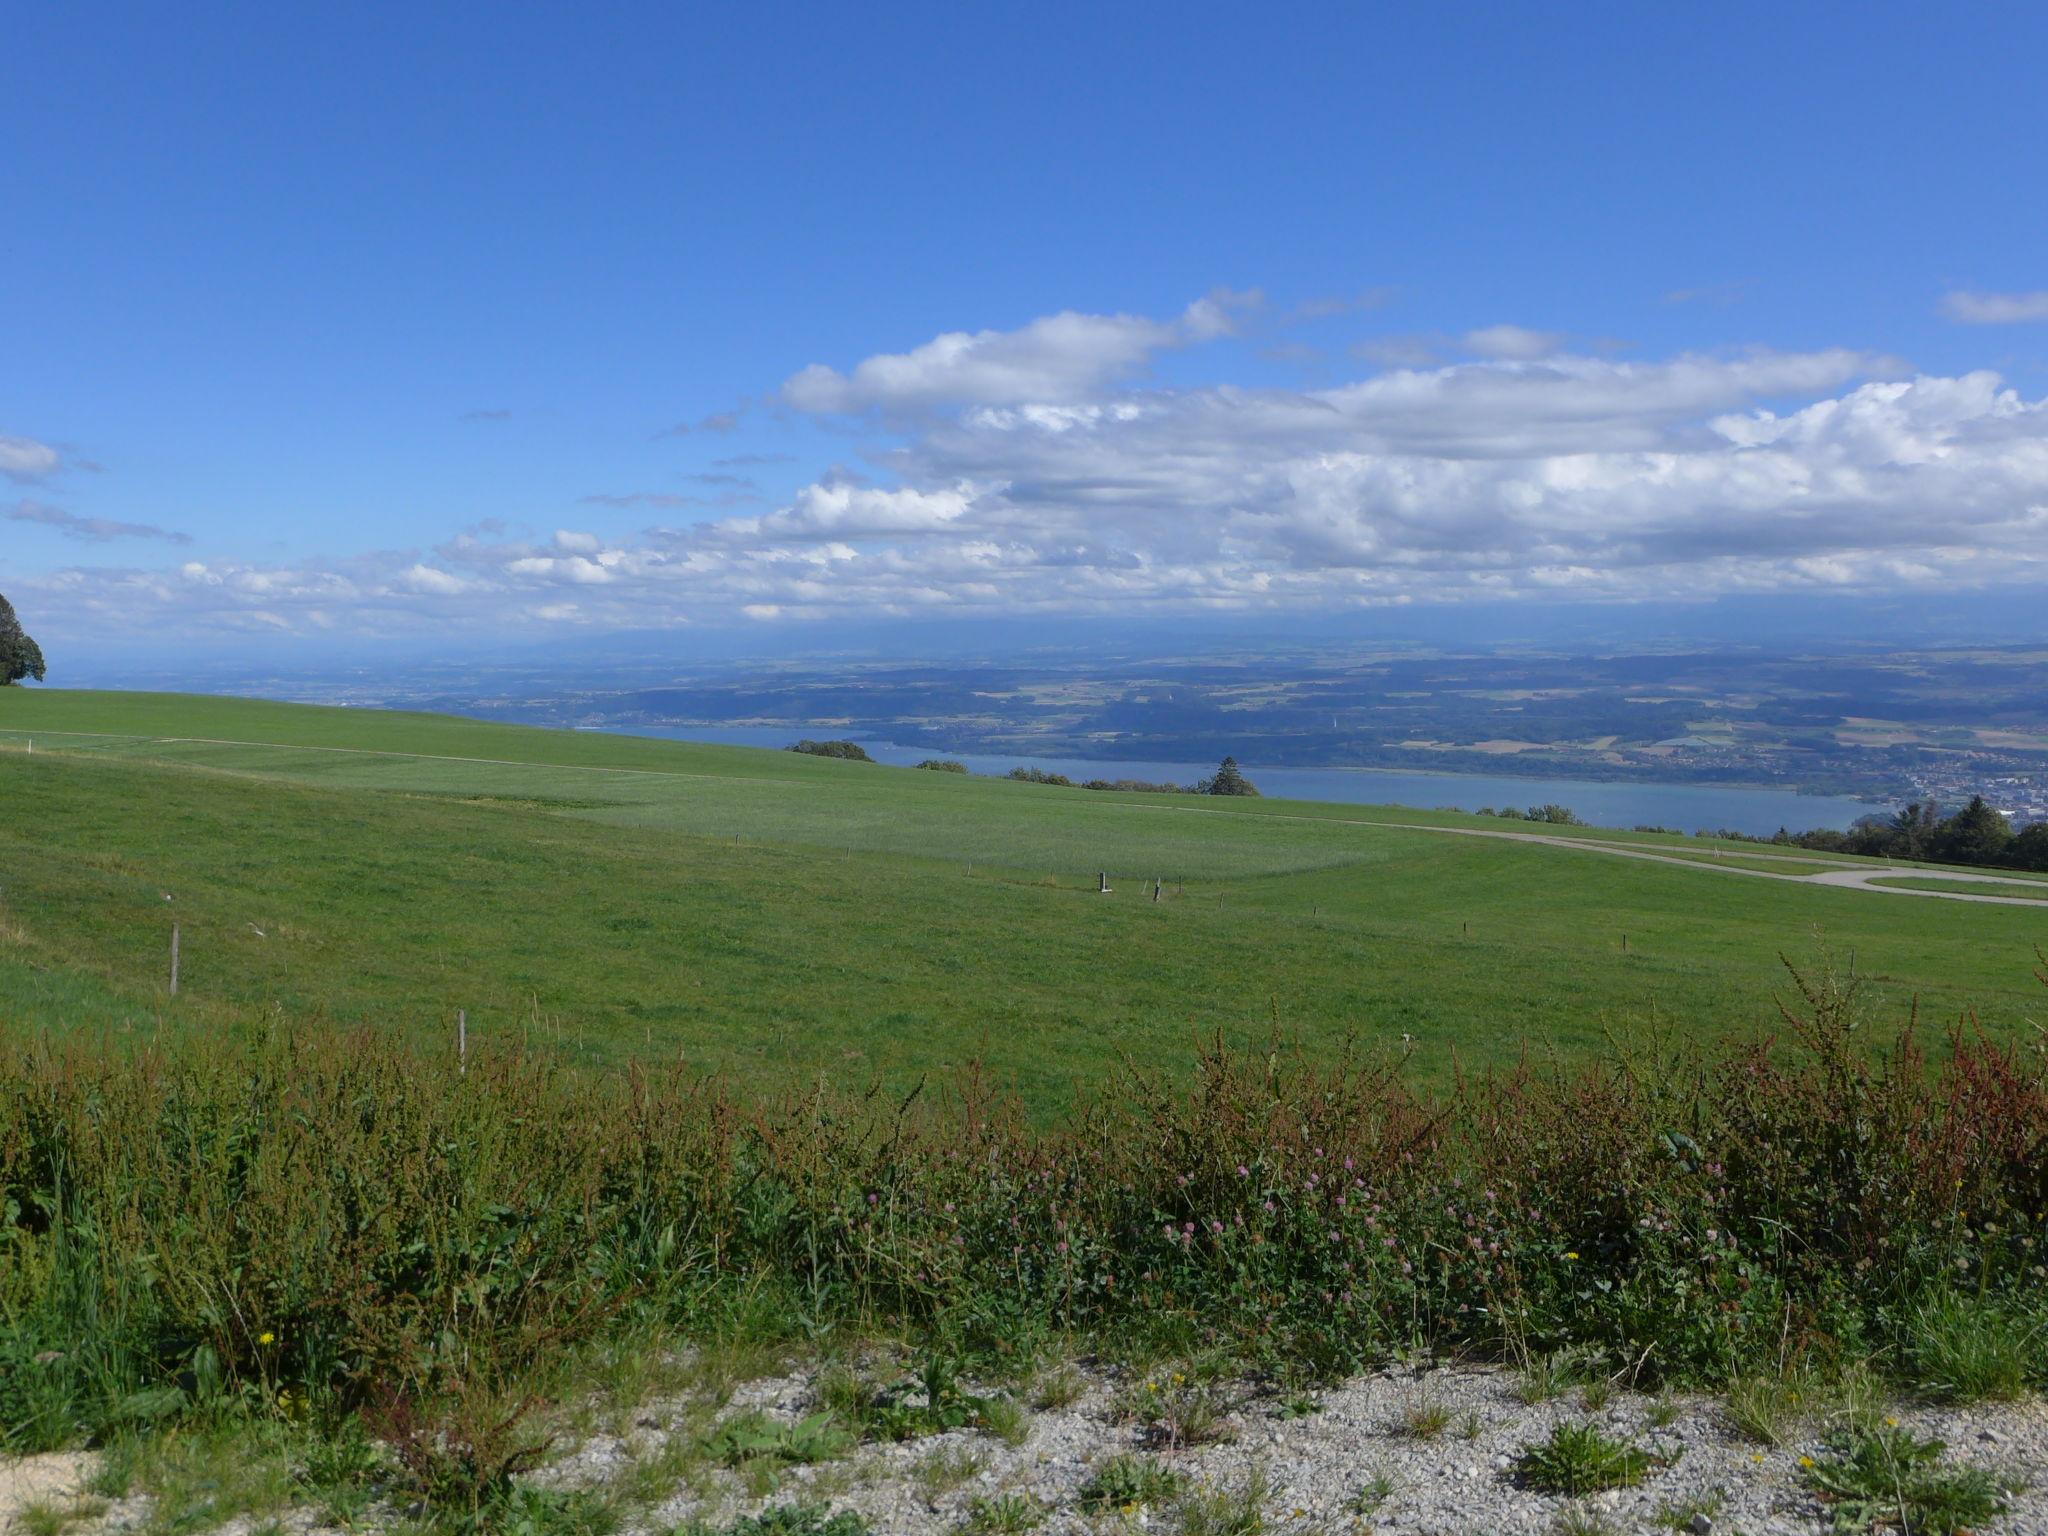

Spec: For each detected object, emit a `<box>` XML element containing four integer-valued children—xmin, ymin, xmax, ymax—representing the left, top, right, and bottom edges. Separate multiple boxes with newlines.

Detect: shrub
<box><xmin>915</xmin><ymin>759</ymin><xmax>967</xmax><ymax>773</ymax></box>
<box><xmin>787</xmin><ymin>740</ymin><xmax>873</xmax><ymax>761</ymax></box>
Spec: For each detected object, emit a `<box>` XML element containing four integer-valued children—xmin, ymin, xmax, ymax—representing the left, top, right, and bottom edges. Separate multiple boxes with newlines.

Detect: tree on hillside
<box><xmin>0</xmin><ymin>593</ymin><xmax>46</xmax><ymax>685</ymax></box>
<box><xmin>786</xmin><ymin>739</ymin><xmax>873</xmax><ymax>761</ymax></box>
<box><xmin>1933</xmin><ymin>795</ymin><xmax>2012</xmax><ymax>866</ymax></box>
<box><xmin>1198</xmin><ymin>756</ymin><xmax>1260</xmax><ymax>796</ymax></box>
<box><xmin>2005</xmin><ymin>822</ymin><xmax>2048</xmax><ymax>872</ymax></box>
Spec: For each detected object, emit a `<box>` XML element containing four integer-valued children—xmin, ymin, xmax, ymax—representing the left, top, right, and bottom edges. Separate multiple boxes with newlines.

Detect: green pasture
<box><xmin>1</xmin><ymin>690</ymin><xmax>2042</xmax><ymax>1108</ymax></box>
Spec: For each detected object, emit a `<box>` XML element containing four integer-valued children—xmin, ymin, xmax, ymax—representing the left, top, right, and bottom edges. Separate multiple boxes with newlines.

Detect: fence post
<box><xmin>169</xmin><ymin>923</ymin><xmax>180</xmax><ymax>996</ymax></box>
<box><xmin>458</xmin><ymin>1009</ymin><xmax>468</xmax><ymax>1074</ymax></box>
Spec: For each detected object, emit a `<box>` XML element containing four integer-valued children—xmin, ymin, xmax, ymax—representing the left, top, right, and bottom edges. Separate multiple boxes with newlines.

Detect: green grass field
<box><xmin>2</xmin><ymin>689</ymin><xmax>2042</xmax><ymax>1107</ymax></box>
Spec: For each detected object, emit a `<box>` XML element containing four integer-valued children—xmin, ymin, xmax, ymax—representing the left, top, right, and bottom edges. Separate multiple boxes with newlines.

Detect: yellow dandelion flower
<box><xmin>1750</xmin><ymin>1452</ymin><xmax>1764</xmax><ymax>1463</ymax></box>
<box><xmin>257</xmin><ymin>1331</ymin><xmax>275</xmax><ymax>1346</ymax></box>
<box><xmin>1885</xmin><ymin>1415</ymin><xmax>1899</xmax><ymax>1427</ymax></box>
<box><xmin>1798</xmin><ymin>1455</ymin><xmax>1814</xmax><ymax>1468</ymax></box>
<box><xmin>1564</xmin><ymin>1251</ymin><xmax>1579</xmax><ymax>1260</ymax></box>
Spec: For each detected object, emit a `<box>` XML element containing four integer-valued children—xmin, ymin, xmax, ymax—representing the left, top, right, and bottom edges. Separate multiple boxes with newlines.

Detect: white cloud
<box><xmin>402</xmin><ymin>564</ymin><xmax>468</xmax><ymax>595</ymax></box>
<box><xmin>1461</xmin><ymin>324</ymin><xmax>1564</xmax><ymax>360</ymax></box>
<box><xmin>0</xmin><ymin>434</ymin><xmax>64</xmax><ymax>482</ymax></box>
<box><xmin>780</xmin><ymin>293</ymin><xmax>1251</xmax><ymax>413</ymax></box>
<box><xmin>1940</xmin><ymin>289</ymin><xmax>2048</xmax><ymax>324</ymax></box>
<box><xmin>20</xmin><ymin>300</ymin><xmax>2048</xmax><ymax>640</ymax></box>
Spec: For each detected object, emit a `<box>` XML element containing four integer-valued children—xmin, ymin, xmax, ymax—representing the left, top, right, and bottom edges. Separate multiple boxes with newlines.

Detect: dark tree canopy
<box><xmin>786</xmin><ymin>739</ymin><xmax>873</xmax><ymax>762</ymax></box>
<box><xmin>0</xmin><ymin>592</ymin><xmax>46</xmax><ymax>685</ymax></box>
<box><xmin>1200</xmin><ymin>756</ymin><xmax>1260</xmax><ymax>797</ymax></box>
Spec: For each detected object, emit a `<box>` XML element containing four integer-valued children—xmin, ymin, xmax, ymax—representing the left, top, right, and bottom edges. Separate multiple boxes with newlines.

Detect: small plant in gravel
<box><xmin>1580</xmin><ymin>1375</ymin><xmax>1615</xmax><ymax>1412</ymax></box>
<box><xmin>1646</xmin><ymin>1397</ymin><xmax>1681</xmax><ymax>1430</ymax></box>
<box><xmin>1457</xmin><ymin>1410</ymin><xmax>1483</xmax><ymax>1441</ymax></box>
<box><xmin>479</xmin><ymin>1485</ymin><xmax>621</xmax><ymax>1536</ymax></box>
<box><xmin>1723</xmin><ymin>1373</ymin><xmax>1808</xmax><ymax>1446</ymax></box>
<box><xmin>913</xmin><ymin>1444</ymin><xmax>986</xmax><ymax>1500</ymax></box>
<box><xmin>676</xmin><ymin>1504</ymin><xmax>872</xmax><ymax>1536</ymax></box>
<box><xmin>1347</xmin><ymin>1473</ymin><xmax>1395</xmax><ymax>1515</ymax></box>
<box><xmin>1395</xmin><ymin>1391</ymin><xmax>1451</xmax><ymax>1439</ymax></box>
<box><xmin>1077</xmin><ymin>1454</ymin><xmax>1184</xmax><ymax>1514</ymax></box>
<box><xmin>828</xmin><ymin>1355</ymin><xmax>1007</xmax><ymax>1443</ymax></box>
<box><xmin>702</xmin><ymin>1410</ymin><xmax>851</xmax><ymax>1469</ymax></box>
<box><xmin>1549</xmin><ymin>1504</ymin><xmax>1622</xmax><ymax>1536</ymax></box>
<box><xmin>614</xmin><ymin>1430</ymin><xmax>717</xmax><ymax>1509</ymax></box>
<box><xmin>1273</xmin><ymin>1389</ymin><xmax>1322</xmax><ymax>1420</ymax></box>
<box><xmin>1031</xmin><ymin>1363</ymin><xmax>1085</xmax><ymax>1412</ymax></box>
<box><xmin>960</xmin><ymin>1493</ymin><xmax>1046</xmax><ymax>1535</ymax></box>
<box><xmin>1802</xmin><ymin>1424</ymin><xmax>2007</xmax><ymax>1534</ymax></box>
<box><xmin>14</xmin><ymin>1503</ymin><xmax>77</xmax><ymax>1536</ymax></box>
<box><xmin>977</xmin><ymin>1393</ymin><xmax>1031</xmax><ymax>1447</ymax></box>
<box><xmin>1117</xmin><ymin>1371</ymin><xmax>1235</xmax><ymax>1448</ymax></box>
<box><xmin>1652</xmin><ymin>1490</ymin><xmax>1723</xmax><ymax>1531</ymax></box>
<box><xmin>1172</xmin><ymin>1466</ymin><xmax>1268</xmax><ymax>1536</ymax></box>
<box><xmin>1515</xmin><ymin>1349</ymin><xmax>1602</xmax><ymax>1406</ymax></box>
<box><xmin>1512</xmin><ymin>1422</ymin><xmax>1662</xmax><ymax>1496</ymax></box>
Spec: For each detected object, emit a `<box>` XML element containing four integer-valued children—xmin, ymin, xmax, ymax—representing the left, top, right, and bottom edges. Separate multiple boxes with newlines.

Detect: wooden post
<box><xmin>1153</xmin><ymin>877</ymin><xmax>1162</xmax><ymax>903</ymax></box>
<box><xmin>1098</xmin><ymin>871</ymin><xmax>1110</xmax><ymax>894</ymax></box>
<box><xmin>169</xmin><ymin>923</ymin><xmax>180</xmax><ymax>997</ymax></box>
<box><xmin>458</xmin><ymin>1009</ymin><xmax>467</xmax><ymax>1074</ymax></box>
<box><xmin>1622</xmin><ymin>933</ymin><xmax>1629</xmax><ymax>953</ymax></box>
<box><xmin>1462</xmin><ymin>920</ymin><xmax>1469</xmax><ymax>936</ymax></box>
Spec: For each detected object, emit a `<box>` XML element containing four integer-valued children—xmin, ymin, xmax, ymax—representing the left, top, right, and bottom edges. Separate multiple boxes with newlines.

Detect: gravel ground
<box><xmin>8</xmin><ymin>1362</ymin><xmax>2043</xmax><ymax>1536</ymax></box>
<box><xmin>562</xmin><ymin>1359</ymin><xmax>2047</xmax><ymax>1536</ymax></box>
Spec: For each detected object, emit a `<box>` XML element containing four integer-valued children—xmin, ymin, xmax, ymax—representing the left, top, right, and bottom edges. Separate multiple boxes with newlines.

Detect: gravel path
<box><xmin>8</xmin><ymin>1362</ymin><xmax>2044</xmax><ymax>1536</ymax></box>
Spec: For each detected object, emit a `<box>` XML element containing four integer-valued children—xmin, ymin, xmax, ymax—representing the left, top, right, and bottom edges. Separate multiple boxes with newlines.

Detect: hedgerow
<box><xmin>2</xmin><ymin>961</ymin><xmax>2044</xmax><ymax>1454</ymax></box>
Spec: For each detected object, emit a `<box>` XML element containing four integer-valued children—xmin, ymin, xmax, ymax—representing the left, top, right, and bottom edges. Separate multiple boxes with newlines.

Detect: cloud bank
<box><xmin>16</xmin><ymin>296</ymin><xmax>2048</xmax><ymax>638</ymax></box>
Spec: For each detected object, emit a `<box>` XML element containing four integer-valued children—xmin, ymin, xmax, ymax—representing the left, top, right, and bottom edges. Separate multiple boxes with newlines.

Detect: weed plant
<box><xmin>1803</xmin><ymin>1424</ymin><xmax>2007</xmax><ymax>1533</ymax></box>
<box><xmin>1512</xmin><ymin>1423</ymin><xmax>1662</xmax><ymax>1496</ymax></box>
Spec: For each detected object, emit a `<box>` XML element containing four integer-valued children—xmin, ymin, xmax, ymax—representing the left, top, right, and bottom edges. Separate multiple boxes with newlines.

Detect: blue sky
<box><xmin>6</xmin><ymin>2</ymin><xmax>2048</xmax><ymax>659</ymax></box>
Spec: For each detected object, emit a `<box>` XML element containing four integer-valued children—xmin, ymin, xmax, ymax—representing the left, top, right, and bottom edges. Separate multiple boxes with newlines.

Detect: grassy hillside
<box><xmin>2</xmin><ymin>690</ymin><xmax>2043</xmax><ymax>1106</ymax></box>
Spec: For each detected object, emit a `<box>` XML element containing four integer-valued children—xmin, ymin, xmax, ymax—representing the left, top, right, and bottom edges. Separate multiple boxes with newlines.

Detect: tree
<box><xmin>1932</xmin><ymin>795</ymin><xmax>2012</xmax><ymax>867</ymax></box>
<box><xmin>1199</xmin><ymin>756</ymin><xmax>1260</xmax><ymax>797</ymax></box>
<box><xmin>786</xmin><ymin>739</ymin><xmax>872</xmax><ymax>761</ymax></box>
<box><xmin>0</xmin><ymin>592</ymin><xmax>45</xmax><ymax>685</ymax></box>
<box><xmin>2004</xmin><ymin>823</ymin><xmax>2048</xmax><ymax>873</ymax></box>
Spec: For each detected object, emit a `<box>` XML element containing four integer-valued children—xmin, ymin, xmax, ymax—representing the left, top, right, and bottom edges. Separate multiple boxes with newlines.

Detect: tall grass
<box><xmin>3</xmin><ymin>964</ymin><xmax>2045</xmax><ymax>1454</ymax></box>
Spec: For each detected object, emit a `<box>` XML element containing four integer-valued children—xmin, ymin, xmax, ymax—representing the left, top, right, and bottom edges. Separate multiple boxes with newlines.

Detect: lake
<box><xmin>596</xmin><ymin>723</ymin><xmax>1892</xmax><ymax>836</ymax></box>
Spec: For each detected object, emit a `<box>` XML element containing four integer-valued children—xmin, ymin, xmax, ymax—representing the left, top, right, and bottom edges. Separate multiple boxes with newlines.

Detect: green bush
<box><xmin>786</xmin><ymin>740</ymin><xmax>873</xmax><ymax>761</ymax></box>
